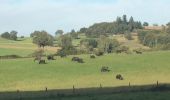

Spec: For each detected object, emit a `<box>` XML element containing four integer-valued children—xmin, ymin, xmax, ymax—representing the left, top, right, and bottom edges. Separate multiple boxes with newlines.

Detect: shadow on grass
<box><xmin>0</xmin><ymin>84</ymin><xmax>170</xmax><ymax>100</ymax></box>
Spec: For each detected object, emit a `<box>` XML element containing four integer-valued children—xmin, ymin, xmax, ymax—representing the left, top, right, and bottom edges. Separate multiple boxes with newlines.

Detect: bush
<box><xmin>95</xmin><ymin>50</ymin><xmax>104</xmax><ymax>56</ymax></box>
<box><xmin>124</xmin><ymin>31</ymin><xmax>133</xmax><ymax>40</ymax></box>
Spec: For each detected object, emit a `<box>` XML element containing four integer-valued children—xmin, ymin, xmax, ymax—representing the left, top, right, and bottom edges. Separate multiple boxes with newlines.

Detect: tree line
<box><xmin>79</xmin><ymin>15</ymin><xmax>143</xmax><ymax>38</ymax></box>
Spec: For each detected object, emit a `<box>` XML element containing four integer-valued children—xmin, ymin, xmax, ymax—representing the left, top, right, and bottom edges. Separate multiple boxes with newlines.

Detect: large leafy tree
<box><xmin>55</xmin><ymin>30</ymin><xmax>64</xmax><ymax>36</ymax></box>
<box><xmin>1</xmin><ymin>30</ymin><xmax>17</xmax><ymax>40</ymax></box>
<box><xmin>32</xmin><ymin>31</ymin><xmax>54</xmax><ymax>48</ymax></box>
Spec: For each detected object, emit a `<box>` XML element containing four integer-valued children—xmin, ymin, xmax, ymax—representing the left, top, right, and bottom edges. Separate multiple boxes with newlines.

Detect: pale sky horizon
<box><xmin>0</xmin><ymin>0</ymin><xmax>170</xmax><ymax>36</ymax></box>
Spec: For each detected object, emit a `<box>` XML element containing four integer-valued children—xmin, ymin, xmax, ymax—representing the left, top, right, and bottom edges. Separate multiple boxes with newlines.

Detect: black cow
<box><xmin>39</xmin><ymin>60</ymin><xmax>46</xmax><ymax>64</ymax></box>
<box><xmin>116</xmin><ymin>74</ymin><xmax>124</xmax><ymax>80</ymax></box>
<box><xmin>47</xmin><ymin>55</ymin><xmax>55</xmax><ymax>60</ymax></box>
<box><xmin>72</xmin><ymin>57</ymin><xmax>84</xmax><ymax>63</ymax></box>
<box><xmin>101</xmin><ymin>66</ymin><xmax>111</xmax><ymax>72</ymax></box>
<box><xmin>133</xmin><ymin>50</ymin><xmax>142</xmax><ymax>54</ymax></box>
<box><xmin>90</xmin><ymin>55</ymin><xmax>96</xmax><ymax>59</ymax></box>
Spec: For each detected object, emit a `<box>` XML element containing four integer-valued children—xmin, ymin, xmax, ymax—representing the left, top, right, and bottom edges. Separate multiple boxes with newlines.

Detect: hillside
<box><xmin>0</xmin><ymin>37</ymin><xmax>59</xmax><ymax>56</ymax></box>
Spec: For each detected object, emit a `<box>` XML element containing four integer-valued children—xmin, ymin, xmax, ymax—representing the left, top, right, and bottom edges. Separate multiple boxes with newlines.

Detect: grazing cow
<box><xmin>47</xmin><ymin>55</ymin><xmax>55</xmax><ymax>60</ymax></box>
<box><xmin>133</xmin><ymin>50</ymin><xmax>142</xmax><ymax>54</ymax></box>
<box><xmin>72</xmin><ymin>57</ymin><xmax>84</xmax><ymax>63</ymax></box>
<box><xmin>90</xmin><ymin>55</ymin><xmax>96</xmax><ymax>59</ymax></box>
<box><xmin>116</xmin><ymin>74</ymin><xmax>124</xmax><ymax>80</ymax></box>
<box><xmin>101</xmin><ymin>66</ymin><xmax>111</xmax><ymax>72</ymax></box>
<box><xmin>39</xmin><ymin>60</ymin><xmax>46</xmax><ymax>64</ymax></box>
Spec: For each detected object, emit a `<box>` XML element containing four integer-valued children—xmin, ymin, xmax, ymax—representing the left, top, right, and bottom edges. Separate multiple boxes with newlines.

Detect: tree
<box><xmin>10</xmin><ymin>30</ymin><xmax>18</xmax><ymax>40</ymax></box>
<box><xmin>143</xmin><ymin>22</ymin><xmax>149</xmax><ymax>26</ymax></box>
<box><xmin>70</xmin><ymin>29</ymin><xmax>78</xmax><ymax>39</ymax></box>
<box><xmin>98</xmin><ymin>35</ymin><xmax>119</xmax><ymax>53</ymax></box>
<box><xmin>1</xmin><ymin>31</ymin><xmax>18</xmax><ymax>40</ymax></box>
<box><xmin>58</xmin><ymin>35</ymin><xmax>77</xmax><ymax>55</ymax></box>
<box><xmin>59</xmin><ymin>35</ymin><xmax>72</xmax><ymax>49</ymax></box>
<box><xmin>79</xmin><ymin>27</ymin><xmax>87</xmax><ymax>33</ymax></box>
<box><xmin>166</xmin><ymin>22</ymin><xmax>170</xmax><ymax>34</ymax></box>
<box><xmin>55</xmin><ymin>30</ymin><xmax>64</xmax><ymax>36</ymax></box>
<box><xmin>1</xmin><ymin>32</ymin><xmax>10</xmax><ymax>39</ymax></box>
<box><xmin>122</xmin><ymin>15</ymin><xmax>127</xmax><ymax>24</ymax></box>
<box><xmin>32</xmin><ymin>31</ymin><xmax>54</xmax><ymax>48</ymax></box>
<box><xmin>128</xmin><ymin>16</ymin><xmax>135</xmax><ymax>31</ymax></box>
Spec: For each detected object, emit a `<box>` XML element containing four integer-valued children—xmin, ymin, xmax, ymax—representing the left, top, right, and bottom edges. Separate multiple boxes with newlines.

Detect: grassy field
<box><xmin>0</xmin><ymin>51</ymin><xmax>170</xmax><ymax>91</ymax></box>
<box><xmin>0</xmin><ymin>37</ymin><xmax>59</xmax><ymax>56</ymax></box>
<box><xmin>0</xmin><ymin>36</ymin><xmax>170</xmax><ymax>100</ymax></box>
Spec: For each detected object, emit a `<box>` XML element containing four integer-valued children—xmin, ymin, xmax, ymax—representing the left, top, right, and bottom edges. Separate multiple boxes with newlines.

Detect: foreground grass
<box><xmin>24</xmin><ymin>91</ymin><xmax>170</xmax><ymax>100</ymax></box>
<box><xmin>0</xmin><ymin>51</ymin><xmax>170</xmax><ymax>91</ymax></box>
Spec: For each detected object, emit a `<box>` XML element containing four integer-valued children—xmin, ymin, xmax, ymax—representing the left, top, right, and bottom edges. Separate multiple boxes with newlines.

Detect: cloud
<box><xmin>0</xmin><ymin>0</ymin><xmax>170</xmax><ymax>36</ymax></box>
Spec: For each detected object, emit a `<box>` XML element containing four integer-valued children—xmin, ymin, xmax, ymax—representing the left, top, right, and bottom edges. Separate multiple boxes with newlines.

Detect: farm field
<box><xmin>0</xmin><ymin>50</ymin><xmax>170</xmax><ymax>91</ymax></box>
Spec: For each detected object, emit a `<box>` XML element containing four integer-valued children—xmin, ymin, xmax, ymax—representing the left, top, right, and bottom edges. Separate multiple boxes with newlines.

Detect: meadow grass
<box><xmin>0</xmin><ymin>51</ymin><xmax>170</xmax><ymax>91</ymax></box>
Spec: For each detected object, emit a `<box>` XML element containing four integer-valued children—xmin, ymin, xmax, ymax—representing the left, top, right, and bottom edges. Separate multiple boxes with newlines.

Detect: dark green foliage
<box><xmin>138</xmin><ymin>30</ymin><xmax>170</xmax><ymax>49</ymax></box>
<box><xmin>79</xmin><ymin>27</ymin><xmax>88</xmax><ymax>33</ymax></box>
<box><xmin>57</xmin><ymin>35</ymin><xmax>77</xmax><ymax>55</ymax></box>
<box><xmin>1</xmin><ymin>32</ymin><xmax>10</xmax><ymax>39</ymax></box>
<box><xmin>98</xmin><ymin>35</ymin><xmax>120</xmax><ymax>53</ymax></box>
<box><xmin>80</xmin><ymin>38</ymin><xmax>98</xmax><ymax>49</ymax></box>
<box><xmin>70</xmin><ymin>29</ymin><xmax>79</xmax><ymax>39</ymax></box>
<box><xmin>166</xmin><ymin>22</ymin><xmax>170</xmax><ymax>34</ymax></box>
<box><xmin>56</xmin><ymin>49</ymin><xmax>67</xmax><ymax>58</ymax></box>
<box><xmin>55</xmin><ymin>30</ymin><xmax>64</xmax><ymax>36</ymax></box>
<box><xmin>59</xmin><ymin>35</ymin><xmax>72</xmax><ymax>49</ymax></box>
<box><xmin>10</xmin><ymin>30</ymin><xmax>18</xmax><ymax>40</ymax></box>
<box><xmin>1</xmin><ymin>31</ymin><xmax>18</xmax><ymax>40</ymax></box>
<box><xmin>84</xmin><ymin>15</ymin><xmax>143</xmax><ymax>38</ymax></box>
<box><xmin>143</xmin><ymin>22</ymin><xmax>149</xmax><ymax>26</ymax></box>
<box><xmin>32</xmin><ymin>31</ymin><xmax>54</xmax><ymax>47</ymax></box>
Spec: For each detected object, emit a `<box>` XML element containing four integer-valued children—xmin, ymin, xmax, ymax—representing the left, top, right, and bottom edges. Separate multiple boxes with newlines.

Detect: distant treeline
<box><xmin>80</xmin><ymin>15</ymin><xmax>143</xmax><ymax>37</ymax></box>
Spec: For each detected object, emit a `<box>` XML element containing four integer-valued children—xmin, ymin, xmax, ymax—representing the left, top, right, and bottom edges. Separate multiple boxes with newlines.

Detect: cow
<box><xmin>90</xmin><ymin>55</ymin><xmax>96</xmax><ymax>59</ymax></box>
<box><xmin>47</xmin><ymin>55</ymin><xmax>55</xmax><ymax>60</ymax></box>
<box><xmin>39</xmin><ymin>60</ymin><xmax>46</xmax><ymax>64</ymax></box>
<box><xmin>116</xmin><ymin>74</ymin><xmax>124</xmax><ymax>80</ymax></box>
<box><xmin>101</xmin><ymin>66</ymin><xmax>111</xmax><ymax>72</ymax></box>
<box><xmin>72</xmin><ymin>57</ymin><xmax>84</xmax><ymax>63</ymax></box>
<box><xmin>133</xmin><ymin>50</ymin><xmax>142</xmax><ymax>54</ymax></box>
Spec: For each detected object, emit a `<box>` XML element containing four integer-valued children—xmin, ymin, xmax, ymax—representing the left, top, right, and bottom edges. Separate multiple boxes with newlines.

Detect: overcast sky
<box><xmin>0</xmin><ymin>0</ymin><xmax>170</xmax><ymax>36</ymax></box>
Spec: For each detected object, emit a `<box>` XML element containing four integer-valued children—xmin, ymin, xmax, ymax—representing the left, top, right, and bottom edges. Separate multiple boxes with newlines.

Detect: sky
<box><xmin>0</xmin><ymin>0</ymin><xmax>170</xmax><ymax>36</ymax></box>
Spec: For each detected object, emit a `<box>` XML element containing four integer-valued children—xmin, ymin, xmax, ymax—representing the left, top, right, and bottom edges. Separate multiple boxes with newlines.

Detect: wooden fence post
<box><xmin>100</xmin><ymin>84</ymin><xmax>102</xmax><ymax>88</ymax></box>
<box><xmin>73</xmin><ymin>85</ymin><xmax>75</xmax><ymax>93</ymax></box>
<box><xmin>157</xmin><ymin>81</ymin><xmax>159</xmax><ymax>87</ymax></box>
<box><xmin>45</xmin><ymin>87</ymin><xmax>48</xmax><ymax>92</ymax></box>
<box><xmin>129</xmin><ymin>82</ymin><xmax>131</xmax><ymax>87</ymax></box>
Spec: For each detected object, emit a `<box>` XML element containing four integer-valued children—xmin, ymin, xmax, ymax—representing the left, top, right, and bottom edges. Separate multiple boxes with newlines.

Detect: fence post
<box><xmin>73</xmin><ymin>85</ymin><xmax>75</xmax><ymax>93</ymax></box>
<box><xmin>129</xmin><ymin>82</ymin><xmax>131</xmax><ymax>87</ymax></box>
<box><xmin>157</xmin><ymin>81</ymin><xmax>159</xmax><ymax>87</ymax></box>
<box><xmin>45</xmin><ymin>87</ymin><xmax>48</xmax><ymax>92</ymax></box>
<box><xmin>17</xmin><ymin>89</ymin><xmax>22</xmax><ymax>100</ymax></box>
<box><xmin>100</xmin><ymin>84</ymin><xmax>102</xmax><ymax>88</ymax></box>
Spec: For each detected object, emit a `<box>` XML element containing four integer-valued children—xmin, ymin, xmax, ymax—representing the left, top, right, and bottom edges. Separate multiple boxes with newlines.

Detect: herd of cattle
<box><xmin>34</xmin><ymin>54</ymin><xmax>124</xmax><ymax>80</ymax></box>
